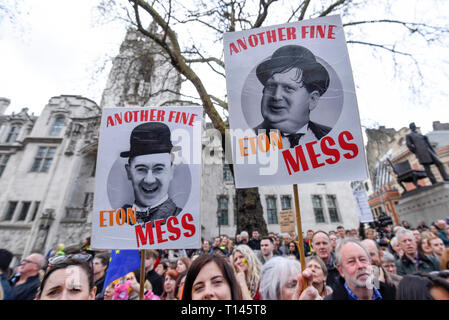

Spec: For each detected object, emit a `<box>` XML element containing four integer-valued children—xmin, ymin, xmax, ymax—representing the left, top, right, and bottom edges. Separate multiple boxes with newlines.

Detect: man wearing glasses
<box><xmin>12</xmin><ymin>253</ymin><xmax>46</xmax><ymax>300</ymax></box>
<box><xmin>254</xmin><ymin>45</ymin><xmax>331</xmax><ymax>148</ymax></box>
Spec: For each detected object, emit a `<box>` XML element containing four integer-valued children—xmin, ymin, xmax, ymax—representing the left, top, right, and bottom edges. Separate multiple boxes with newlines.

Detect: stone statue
<box><xmin>405</xmin><ymin>122</ymin><xmax>449</xmax><ymax>184</ymax></box>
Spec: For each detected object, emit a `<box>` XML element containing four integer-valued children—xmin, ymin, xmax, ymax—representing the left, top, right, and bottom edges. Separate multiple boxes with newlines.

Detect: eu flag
<box><xmin>102</xmin><ymin>250</ymin><xmax>141</xmax><ymax>294</ymax></box>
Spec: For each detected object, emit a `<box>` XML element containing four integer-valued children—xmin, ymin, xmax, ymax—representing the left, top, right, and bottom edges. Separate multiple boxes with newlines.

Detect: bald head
<box><xmin>361</xmin><ymin>239</ymin><xmax>382</xmax><ymax>267</ymax></box>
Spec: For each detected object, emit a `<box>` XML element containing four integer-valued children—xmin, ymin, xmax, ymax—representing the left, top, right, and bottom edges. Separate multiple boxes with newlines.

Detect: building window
<box><xmin>31</xmin><ymin>147</ymin><xmax>56</xmax><ymax>172</ymax></box>
<box><xmin>217</xmin><ymin>196</ymin><xmax>229</xmax><ymax>225</ymax></box>
<box><xmin>281</xmin><ymin>195</ymin><xmax>292</xmax><ymax>210</ymax></box>
<box><xmin>326</xmin><ymin>195</ymin><xmax>340</xmax><ymax>223</ymax></box>
<box><xmin>223</xmin><ymin>163</ymin><xmax>233</xmax><ymax>182</ymax></box>
<box><xmin>30</xmin><ymin>202</ymin><xmax>40</xmax><ymax>221</ymax></box>
<box><xmin>49</xmin><ymin>116</ymin><xmax>65</xmax><ymax>136</ymax></box>
<box><xmin>312</xmin><ymin>195</ymin><xmax>325</xmax><ymax>223</ymax></box>
<box><xmin>0</xmin><ymin>154</ymin><xmax>10</xmax><ymax>177</ymax></box>
<box><xmin>17</xmin><ymin>202</ymin><xmax>31</xmax><ymax>221</ymax></box>
<box><xmin>5</xmin><ymin>125</ymin><xmax>21</xmax><ymax>143</ymax></box>
<box><xmin>266</xmin><ymin>196</ymin><xmax>278</xmax><ymax>224</ymax></box>
<box><xmin>3</xmin><ymin>201</ymin><xmax>18</xmax><ymax>221</ymax></box>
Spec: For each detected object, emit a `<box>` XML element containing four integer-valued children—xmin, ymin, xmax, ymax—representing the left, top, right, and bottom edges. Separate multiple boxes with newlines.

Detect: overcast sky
<box><xmin>1</xmin><ymin>0</ymin><xmax>448</xmax><ymax>134</ymax></box>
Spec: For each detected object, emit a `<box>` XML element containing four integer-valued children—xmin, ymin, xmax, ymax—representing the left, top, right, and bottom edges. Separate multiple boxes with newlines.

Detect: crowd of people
<box><xmin>1</xmin><ymin>218</ymin><xmax>449</xmax><ymax>300</ymax></box>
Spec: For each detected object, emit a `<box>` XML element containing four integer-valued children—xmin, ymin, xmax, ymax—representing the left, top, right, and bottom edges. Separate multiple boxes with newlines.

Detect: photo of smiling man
<box><xmin>254</xmin><ymin>44</ymin><xmax>331</xmax><ymax>148</ymax></box>
<box><xmin>120</xmin><ymin>122</ymin><xmax>182</xmax><ymax>227</ymax></box>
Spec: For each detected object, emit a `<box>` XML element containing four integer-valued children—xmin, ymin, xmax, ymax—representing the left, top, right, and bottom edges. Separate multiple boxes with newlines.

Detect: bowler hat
<box><xmin>120</xmin><ymin>122</ymin><xmax>173</xmax><ymax>158</ymax></box>
<box><xmin>256</xmin><ymin>45</ymin><xmax>329</xmax><ymax>95</ymax></box>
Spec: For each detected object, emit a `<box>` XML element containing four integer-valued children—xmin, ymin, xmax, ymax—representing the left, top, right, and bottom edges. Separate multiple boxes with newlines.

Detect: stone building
<box><xmin>0</xmin><ymin>27</ymin><xmax>362</xmax><ymax>261</ymax></box>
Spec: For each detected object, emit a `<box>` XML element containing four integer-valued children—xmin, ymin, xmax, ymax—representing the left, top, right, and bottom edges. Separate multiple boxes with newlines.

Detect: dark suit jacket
<box><xmin>122</xmin><ymin>198</ymin><xmax>182</xmax><ymax>226</ymax></box>
<box><xmin>324</xmin><ymin>276</ymin><xmax>396</xmax><ymax>300</ymax></box>
<box><xmin>253</xmin><ymin>120</ymin><xmax>331</xmax><ymax>140</ymax></box>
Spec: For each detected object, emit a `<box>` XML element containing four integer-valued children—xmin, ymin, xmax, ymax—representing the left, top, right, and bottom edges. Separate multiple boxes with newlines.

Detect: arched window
<box><xmin>49</xmin><ymin>116</ymin><xmax>65</xmax><ymax>136</ymax></box>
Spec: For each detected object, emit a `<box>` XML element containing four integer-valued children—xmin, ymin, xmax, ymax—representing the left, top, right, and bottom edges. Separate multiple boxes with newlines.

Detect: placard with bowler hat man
<box><xmin>254</xmin><ymin>45</ymin><xmax>331</xmax><ymax>148</ymax></box>
<box><xmin>120</xmin><ymin>122</ymin><xmax>182</xmax><ymax>227</ymax></box>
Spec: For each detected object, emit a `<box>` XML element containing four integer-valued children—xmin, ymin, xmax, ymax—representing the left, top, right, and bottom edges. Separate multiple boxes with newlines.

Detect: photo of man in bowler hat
<box><xmin>254</xmin><ymin>44</ymin><xmax>332</xmax><ymax>148</ymax></box>
<box><xmin>120</xmin><ymin>122</ymin><xmax>182</xmax><ymax>227</ymax></box>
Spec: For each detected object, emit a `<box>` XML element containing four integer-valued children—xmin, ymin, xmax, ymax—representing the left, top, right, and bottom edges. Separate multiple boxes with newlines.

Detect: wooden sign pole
<box><xmin>292</xmin><ymin>184</ymin><xmax>307</xmax><ymax>290</ymax></box>
<box><xmin>139</xmin><ymin>249</ymin><xmax>146</xmax><ymax>300</ymax></box>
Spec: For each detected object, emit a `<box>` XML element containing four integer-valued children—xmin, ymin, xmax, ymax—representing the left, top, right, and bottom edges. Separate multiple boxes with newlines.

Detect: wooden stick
<box><xmin>139</xmin><ymin>250</ymin><xmax>146</xmax><ymax>300</ymax></box>
<box><xmin>293</xmin><ymin>184</ymin><xmax>307</xmax><ymax>290</ymax></box>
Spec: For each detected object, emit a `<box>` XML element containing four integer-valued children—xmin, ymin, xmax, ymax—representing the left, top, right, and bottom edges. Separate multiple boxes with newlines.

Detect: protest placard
<box><xmin>223</xmin><ymin>15</ymin><xmax>368</xmax><ymax>188</ymax></box>
<box><xmin>279</xmin><ymin>209</ymin><xmax>296</xmax><ymax>233</ymax></box>
<box><xmin>91</xmin><ymin>106</ymin><xmax>202</xmax><ymax>250</ymax></box>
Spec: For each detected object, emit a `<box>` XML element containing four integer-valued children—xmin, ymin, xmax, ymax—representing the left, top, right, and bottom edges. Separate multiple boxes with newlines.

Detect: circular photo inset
<box><xmin>106</xmin><ymin>156</ymin><xmax>191</xmax><ymax>210</ymax></box>
<box><xmin>241</xmin><ymin>48</ymin><xmax>343</xmax><ymax>135</ymax></box>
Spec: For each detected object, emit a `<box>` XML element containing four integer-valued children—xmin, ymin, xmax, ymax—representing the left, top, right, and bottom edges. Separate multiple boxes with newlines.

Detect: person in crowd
<box><xmin>305</xmin><ymin>256</ymin><xmax>333</xmax><ymax>298</ymax></box>
<box><xmin>175</xmin><ymin>257</ymin><xmax>191</xmax><ymax>274</ymax></box>
<box><xmin>430</xmin><ymin>224</ymin><xmax>440</xmax><ymax>237</ymax></box>
<box><xmin>155</xmin><ymin>259</ymin><xmax>168</xmax><ymax>277</ymax></box>
<box><xmin>248</xmin><ymin>230</ymin><xmax>261</xmax><ymax>251</ymax></box>
<box><xmin>440</xmin><ymin>248</ymin><xmax>449</xmax><ymax>270</ymax></box>
<box><xmin>311</xmin><ymin>231</ymin><xmax>340</xmax><ymax>290</ymax></box>
<box><xmin>428</xmin><ymin>236</ymin><xmax>445</xmax><ymax>262</ymax></box>
<box><xmin>390</xmin><ymin>236</ymin><xmax>403</xmax><ymax>260</ymax></box>
<box><xmin>144</xmin><ymin>249</ymin><xmax>164</xmax><ymax>296</ymax></box>
<box><xmin>349</xmin><ymin>229</ymin><xmax>359</xmax><ymax>239</ymax></box>
<box><xmin>213</xmin><ymin>237</ymin><xmax>222</xmax><ymax>249</ymax></box>
<box><xmin>362</xmin><ymin>239</ymin><xmax>402</xmax><ymax>290</ymax></box>
<box><xmin>259</xmin><ymin>256</ymin><xmax>321</xmax><ymax>300</ymax></box>
<box><xmin>0</xmin><ymin>249</ymin><xmax>14</xmax><ymax>300</ymax></box>
<box><xmin>304</xmin><ymin>230</ymin><xmax>315</xmax><ymax>257</ymax></box>
<box><xmin>260</xmin><ymin>236</ymin><xmax>276</xmax><ymax>264</ymax></box>
<box><xmin>365</xmin><ymin>228</ymin><xmax>377</xmax><ymax>241</ymax></box>
<box><xmin>418</xmin><ymin>237</ymin><xmax>434</xmax><ymax>257</ymax></box>
<box><xmin>272</xmin><ymin>235</ymin><xmax>282</xmax><ymax>255</ymax></box>
<box><xmin>402</xmin><ymin>220</ymin><xmax>411</xmax><ymax>229</ymax></box>
<box><xmin>175</xmin><ymin>270</ymin><xmax>187</xmax><ymax>300</ymax></box>
<box><xmin>182</xmin><ymin>253</ymin><xmax>242</xmax><ymax>300</ymax></box>
<box><xmin>336</xmin><ymin>226</ymin><xmax>346</xmax><ymax>239</ymax></box>
<box><xmin>329</xmin><ymin>233</ymin><xmax>338</xmax><ymax>253</ymax></box>
<box><xmin>411</xmin><ymin>229</ymin><xmax>421</xmax><ymax>244</ymax></box>
<box><xmin>92</xmin><ymin>252</ymin><xmax>109</xmax><ymax>299</ymax></box>
<box><xmin>436</xmin><ymin>220</ymin><xmax>449</xmax><ymax>246</ymax></box>
<box><xmin>395</xmin><ymin>228</ymin><xmax>440</xmax><ymax>275</ymax></box>
<box><xmin>161</xmin><ymin>269</ymin><xmax>179</xmax><ymax>300</ymax></box>
<box><xmin>197</xmin><ymin>239</ymin><xmax>213</xmax><ymax>255</ymax></box>
<box><xmin>417</xmin><ymin>220</ymin><xmax>429</xmax><ymax>232</ymax></box>
<box><xmin>231</xmin><ymin>244</ymin><xmax>262</xmax><ymax>300</ymax></box>
<box><xmin>219</xmin><ymin>235</ymin><xmax>231</xmax><ymax>256</ymax></box>
<box><xmin>278</xmin><ymin>234</ymin><xmax>291</xmax><ymax>256</ymax></box>
<box><xmin>287</xmin><ymin>241</ymin><xmax>300</xmax><ymax>260</ymax></box>
<box><xmin>36</xmin><ymin>258</ymin><xmax>96</xmax><ymax>300</ymax></box>
<box><xmin>103</xmin><ymin>281</ymin><xmax>116</xmax><ymax>300</ymax></box>
<box><xmin>382</xmin><ymin>251</ymin><xmax>399</xmax><ymax>275</ymax></box>
<box><xmin>12</xmin><ymin>253</ymin><xmax>46</xmax><ymax>300</ymax></box>
<box><xmin>325</xmin><ymin>238</ymin><xmax>396</xmax><ymax>300</ymax></box>
<box><xmin>235</xmin><ymin>234</ymin><xmax>242</xmax><ymax>245</ymax></box>
<box><xmin>239</xmin><ymin>231</ymin><xmax>249</xmax><ymax>245</ymax></box>
<box><xmin>397</xmin><ymin>273</ymin><xmax>449</xmax><ymax>300</ymax></box>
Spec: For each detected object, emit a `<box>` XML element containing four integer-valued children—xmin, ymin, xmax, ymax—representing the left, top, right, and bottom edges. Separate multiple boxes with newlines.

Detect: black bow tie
<box><xmin>286</xmin><ymin>133</ymin><xmax>305</xmax><ymax>147</ymax></box>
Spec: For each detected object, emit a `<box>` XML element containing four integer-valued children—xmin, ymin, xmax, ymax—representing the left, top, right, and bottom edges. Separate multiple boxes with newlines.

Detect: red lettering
<box><xmin>135</xmin><ymin>222</ymin><xmax>155</xmax><ymax>248</ymax></box>
<box><xmin>267</xmin><ymin>29</ymin><xmax>276</xmax><ymax>43</ymax></box>
<box><xmin>140</xmin><ymin>109</ymin><xmax>149</xmax><ymax>122</ymax></box>
<box><xmin>278</xmin><ymin>27</ymin><xmax>286</xmax><ymax>41</ymax></box>
<box><xmin>305</xmin><ymin>141</ymin><xmax>325</xmax><ymax>169</ymax></box>
<box><xmin>168</xmin><ymin>110</ymin><xmax>176</xmax><ymax>122</ymax></box>
<box><xmin>167</xmin><ymin>216</ymin><xmax>181</xmax><ymax>241</ymax></box>
<box><xmin>181</xmin><ymin>213</ymin><xmax>196</xmax><ymax>237</ymax></box>
<box><xmin>150</xmin><ymin>109</ymin><xmax>157</xmax><ymax>121</ymax></box>
<box><xmin>328</xmin><ymin>25</ymin><xmax>336</xmax><ymax>39</ymax></box>
<box><xmin>237</xmin><ymin>38</ymin><xmax>247</xmax><ymax>51</ymax></box>
<box><xmin>316</xmin><ymin>25</ymin><xmax>326</xmax><ymax>38</ymax></box>
<box><xmin>157</xmin><ymin>110</ymin><xmax>165</xmax><ymax>122</ymax></box>
<box><xmin>321</xmin><ymin>136</ymin><xmax>340</xmax><ymax>164</ymax></box>
<box><xmin>230</xmin><ymin>42</ymin><xmax>239</xmax><ymax>55</ymax></box>
<box><xmin>106</xmin><ymin>116</ymin><xmax>114</xmax><ymax>127</ymax></box>
<box><xmin>256</xmin><ymin>32</ymin><xmax>266</xmax><ymax>45</ymax></box>
<box><xmin>124</xmin><ymin>111</ymin><xmax>132</xmax><ymax>123</ymax></box>
<box><xmin>155</xmin><ymin>219</ymin><xmax>168</xmax><ymax>243</ymax></box>
<box><xmin>339</xmin><ymin>131</ymin><xmax>359</xmax><ymax>159</ymax></box>
<box><xmin>248</xmin><ymin>34</ymin><xmax>258</xmax><ymax>47</ymax></box>
<box><xmin>286</xmin><ymin>27</ymin><xmax>296</xmax><ymax>40</ymax></box>
<box><xmin>114</xmin><ymin>113</ymin><xmax>122</xmax><ymax>125</ymax></box>
<box><xmin>281</xmin><ymin>145</ymin><xmax>309</xmax><ymax>175</ymax></box>
<box><xmin>188</xmin><ymin>114</ymin><xmax>197</xmax><ymax>126</ymax></box>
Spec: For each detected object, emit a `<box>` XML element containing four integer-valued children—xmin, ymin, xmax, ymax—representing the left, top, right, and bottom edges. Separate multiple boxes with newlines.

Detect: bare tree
<box><xmin>97</xmin><ymin>0</ymin><xmax>449</xmax><ymax>235</ymax></box>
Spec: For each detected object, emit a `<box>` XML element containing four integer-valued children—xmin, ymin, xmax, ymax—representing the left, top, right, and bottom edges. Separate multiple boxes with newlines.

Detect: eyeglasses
<box><xmin>48</xmin><ymin>253</ymin><xmax>92</xmax><ymax>265</ymax></box>
<box><xmin>21</xmin><ymin>259</ymin><xmax>40</xmax><ymax>266</ymax></box>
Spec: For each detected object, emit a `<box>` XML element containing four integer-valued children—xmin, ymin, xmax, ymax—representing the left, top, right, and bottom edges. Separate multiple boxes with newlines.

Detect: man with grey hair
<box><xmin>395</xmin><ymin>227</ymin><xmax>440</xmax><ymax>275</ymax></box>
<box><xmin>238</xmin><ymin>231</ymin><xmax>249</xmax><ymax>245</ymax></box>
<box><xmin>362</xmin><ymin>239</ymin><xmax>402</xmax><ymax>290</ymax></box>
<box><xmin>12</xmin><ymin>253</ymin><xmax>46</xmax><ymax>300</ymax></box>
<box><xmin>436</xmin><ymin>220</ymin><xmax>449</xmax><ymax>246</ymax></box>
<box><xmin>325</xmin><ymin>238</ymin><xmax>396</xmax><ymax>300</ymax></box>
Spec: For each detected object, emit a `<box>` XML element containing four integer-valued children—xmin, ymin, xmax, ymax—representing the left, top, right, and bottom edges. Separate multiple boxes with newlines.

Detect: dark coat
<box><xmin>324</xmin><ymin>276</ymin><xmax>396</xmax><ymax>300</ymax></box>
<box><xmin>12</xmin><ymin>274</ymin><xmax>41</xmax><ymax>300</ymax></box>
<box><xmin>395</xmin><ymin>252</ymin><xmax>440</xmax><ymax>276</ymax></box>
<box><xmin>122</xmin><ymin>198</ymin><xmax>182</xmax><ymax>226</ymax></box>
<box><xmin>254</xmin><ymin>120</ymin><xmax>331</xmax><ymax>141</ymax></box>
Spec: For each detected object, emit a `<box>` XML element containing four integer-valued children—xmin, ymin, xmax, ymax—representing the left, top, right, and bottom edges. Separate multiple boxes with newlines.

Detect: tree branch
<box><xmin>319</xmin><ymin>0</ymin><xmax>346</xmax><ymax>17</ymax></box>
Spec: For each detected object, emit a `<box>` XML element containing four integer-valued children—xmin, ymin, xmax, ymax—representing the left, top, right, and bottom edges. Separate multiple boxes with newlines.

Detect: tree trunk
<box><xmin>236</xmin><ymin>187</ymin><xmax>268</xmax><ymax>237</ymax></box>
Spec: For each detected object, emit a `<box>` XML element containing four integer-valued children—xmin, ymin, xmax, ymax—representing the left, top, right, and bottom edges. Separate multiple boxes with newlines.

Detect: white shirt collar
<box><xmin>132</xmin><ymin>195</ymin><xmax>169</xmax><ymax>211</ymax></box>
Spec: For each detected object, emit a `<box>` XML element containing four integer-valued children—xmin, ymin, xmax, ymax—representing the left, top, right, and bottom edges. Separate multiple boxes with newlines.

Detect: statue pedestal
<box><xmin>396</xmin><ymin>182</ymin><xmax>449</xmax><ymax>225</ymax></box>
